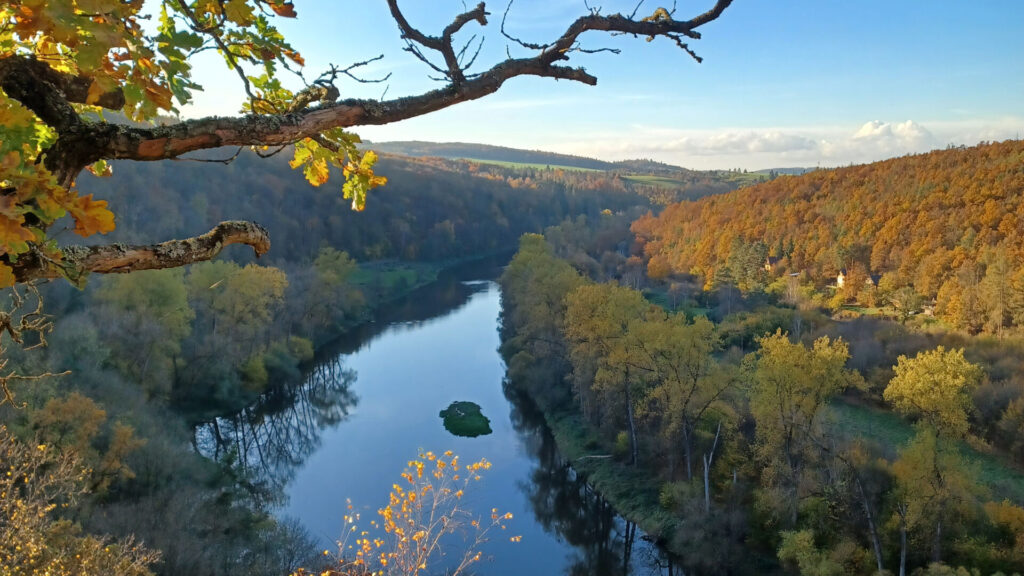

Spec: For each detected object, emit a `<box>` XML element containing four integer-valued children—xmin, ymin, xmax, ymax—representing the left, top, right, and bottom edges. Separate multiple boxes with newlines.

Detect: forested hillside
<box><xmin>633</xmin><ymin>139</ymin><xmax>1024</xmax><ymax>332</ymax></box>
<box><xmin>77</xmin><ymin>150</ymin><xmax>649</xmax><ymax>264</ymax></box>
<box><xmin>500</xmin><ymin>229</ymin><xmax>1024</xmax><ymax>575</ymax></box>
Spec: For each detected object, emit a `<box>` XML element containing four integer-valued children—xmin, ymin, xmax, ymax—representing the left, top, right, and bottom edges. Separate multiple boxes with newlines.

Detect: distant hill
<box><xmin>77</xmin><ymin>149</ymin><xmax>655</xmax><ymax>266</ymax></box>
<box><xmin>366</xmin><ymin>141</ymin><xmax>615</xmax><ymax>171</ymax></box>
<box><xmin>610</xmin><ymin>158</ymin><xmax>691</xmax><ymax>174</ymax></box>
<box><xmin>754</xmin><ymin>167</ymin><xmax>813</xmax><ymax>176</ymax></box>
<box><xmin>76</xmin><ymin>136</ymin><xmax>753</xmax><ymax>266</ymax></box>
<box><xmin>632</xmin><ymin>139</ymin><xmax>1024</xmax><ymax>332</ymax></box>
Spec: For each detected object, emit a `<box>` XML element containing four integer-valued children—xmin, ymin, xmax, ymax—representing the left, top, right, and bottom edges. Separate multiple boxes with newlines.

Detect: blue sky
<box><xmin>181</xmin><ymin>1</ymin><xmax>1024</xmax><ymax>169</ymax></box>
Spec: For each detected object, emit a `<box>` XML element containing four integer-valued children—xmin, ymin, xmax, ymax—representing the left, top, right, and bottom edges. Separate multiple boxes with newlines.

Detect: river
<box><xmin>197</xmin><ymin>256</ymin><xmax>675</xmax><ymax>575</ymax></box>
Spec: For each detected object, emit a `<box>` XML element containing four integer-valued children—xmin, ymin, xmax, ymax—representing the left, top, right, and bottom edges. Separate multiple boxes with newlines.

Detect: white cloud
<box><xmin>539</xmin><ymin>118</ymin><xmax>1024</xmax><ymax>169</ymax></box>
<box><xmin>659</xmin><ymin>131</ymin><xmax>818</xmax><ymax>156</ymax></box>
<box><xmin>848</xmin><ymin>119</ymin><xmax>936</xmax><ymax>150</ymax></box>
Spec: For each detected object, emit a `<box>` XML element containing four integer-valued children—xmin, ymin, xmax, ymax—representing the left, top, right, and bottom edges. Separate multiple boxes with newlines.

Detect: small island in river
<box><xmin>439</xmin><ymin>401</ymin><xmax>493</xmax><ymax>437</ymax></box>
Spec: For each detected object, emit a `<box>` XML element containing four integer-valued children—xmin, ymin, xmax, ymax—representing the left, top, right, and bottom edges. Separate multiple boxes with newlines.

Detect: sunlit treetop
<box><xmin>0</xmin><ymin>0</ymin><xmax>731</xmax><ymax>288</ymax></box>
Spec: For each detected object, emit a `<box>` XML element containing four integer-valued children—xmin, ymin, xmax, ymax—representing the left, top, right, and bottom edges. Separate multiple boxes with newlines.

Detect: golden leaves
<box><xmin>0</xmin><ymin>213</ymin><xmax>35</xmax><ymax>255</ymax></box>
<box><xmin>67</xmin><ymin>193</ymin><xmax>116</xmax><ymax>237</ymax></box>
<box><xmin>324</xmin><ymin>451</ymin><xmax>507</xmax><ymax>576</ymax></box>
<box><xmin>884</xmin><ymin>346</ymin><xmax>983</xmax><ymax>437</ymax></box>
<box><xmin>0</xmin><ymin>264</ymin><xmax>16</xmax><ymax>289</ymax></box>
<box><xmin>342</xmin><ymin>150</ymin><xmax>387</xmax><ymax>212</ymax></box>
<box><xmin>305</xmin><ymin>158</ymin><xmax>330</xmax><ymax>187</ymax></box>
<box><xmin>223</xmin><ymin>0</ymin><xmax>256</xmax><ymax>26</ymax></box>
<box><xmin>289</xmin><ymin>137</ymin><xmax>386</xmax><ymax>210</ymax></box>
<box><xmin>268</xmin><ymin>1</ymin><xmax>297</xmax><ymax>18</ymax></box>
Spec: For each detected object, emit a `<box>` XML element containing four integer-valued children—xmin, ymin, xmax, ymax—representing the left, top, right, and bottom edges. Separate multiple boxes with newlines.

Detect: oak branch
<box><xmin>0</xmin><ymin>0</ymin><xmax>732</xmax><ymax>283</ymax></box>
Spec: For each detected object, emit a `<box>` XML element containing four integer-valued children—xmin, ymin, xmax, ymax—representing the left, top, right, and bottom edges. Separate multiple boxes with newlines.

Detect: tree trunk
<box><xmin>703</xmin><ymin>421</ymin><xmax>722</xmax><ymax>514</ymax></box>
<box><xmin>854</xmin><ymin>474</ymin><xmax>884</xmax><ymax>574</ymax></box>
<box><xmin>703</xmin><ymin>454</ymin><xmax>712</xmax><ymax>513</ymax></box>
<box><xmin>625</xmin><ymin>385</ymin><xmax>639</xmax><ymax>466</ymax></box>
<box><xmin>898</xmin><ymin>504</ymin><xmax>907</xmax><ymax>576</ymax></box>
<box><xmin>683</xmin><ymin>424</ymin><xmax>693</xmax><ymax>480</ymax></box>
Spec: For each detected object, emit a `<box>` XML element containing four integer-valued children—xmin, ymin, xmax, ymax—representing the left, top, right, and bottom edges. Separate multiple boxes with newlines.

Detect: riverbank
<box><xmin>206</xmin><ymin>274</ymin><xmax>676</xmax><ymax>575</ymax></box>
<box><xmin>309</xmin><ymin>249</ymin><xmax>515</xmax><ymax>351</ymax></box>
<box><xmin>542</xmin><ymin>405</ymin><xmax>676</xmax><ymax>536</ymax></box>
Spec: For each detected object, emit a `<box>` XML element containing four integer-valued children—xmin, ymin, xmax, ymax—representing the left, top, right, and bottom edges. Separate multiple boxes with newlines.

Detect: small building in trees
<box><xmin>836</xmin><ymin>269</ymin><xmax>848</xmax><ymax>288</ymax></box>
<box><xmin>764</xmin><ymin>256</ymin><xmax>781</xmax><ymax>272</ymax></box>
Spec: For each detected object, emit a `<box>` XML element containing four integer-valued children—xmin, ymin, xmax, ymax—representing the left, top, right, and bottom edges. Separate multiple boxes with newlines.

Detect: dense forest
<box><xmin>632</xmin><ymin>140</ymin><xmax>1024</xmax><ymax>334</ymax></box>
<box><xmin>500</xmin><ymin>229</ymin><xmax>1024</xmax><ymax>575</ymax></box>
<box><xmin>497</xmin><ymin>141</ymin><xmax>1024</xmax><ymax>574</ymax></box>
<box><xmin>77</xmin><ymin>150</ymin><xmax>651</xmax><ymax>264</ymax></box>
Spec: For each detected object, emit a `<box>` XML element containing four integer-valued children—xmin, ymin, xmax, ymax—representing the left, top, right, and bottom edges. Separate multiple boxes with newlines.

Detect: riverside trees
<box><xmin>500</xmin><ymin>232</ymin><xmax>1024</xmax><ymax>575</ymax></box>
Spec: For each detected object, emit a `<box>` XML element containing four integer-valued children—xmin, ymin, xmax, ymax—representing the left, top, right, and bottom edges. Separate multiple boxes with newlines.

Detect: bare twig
<box><xmin>0</xmin><ymin>284</ymin><xmax>68</xmax><ymax>408</ymax></box>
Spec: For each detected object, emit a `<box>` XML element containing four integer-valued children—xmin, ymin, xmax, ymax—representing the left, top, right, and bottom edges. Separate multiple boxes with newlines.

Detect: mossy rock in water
<box><xmin>439</xmin><ymin>401</ymin><xmax>492</xmax><ymax>438</ymax></box>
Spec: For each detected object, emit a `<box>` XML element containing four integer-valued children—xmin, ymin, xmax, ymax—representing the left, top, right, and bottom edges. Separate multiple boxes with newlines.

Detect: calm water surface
<box><xmin>199</xmin><ymin>258</ymin><xmax>673</xmax><ymax>575</ymax></box>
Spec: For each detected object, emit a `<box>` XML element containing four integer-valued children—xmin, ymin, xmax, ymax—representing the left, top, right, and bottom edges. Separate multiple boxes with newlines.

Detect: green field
<box><xmin>456</xmin><ymin>157</ymin><xmax>600</xmax><ymax>172</ymax></box>
<box><xmin>350</xmin><ymin>261</ymin><xmax>441</xmax><ymax>296</ymax></box>
<box><xmin>719</xmin><ymin>170</ymin><xmax>771</xmax><ymax>186</ymax></box>
<box><xmin>622</xmin><ymin>174</ymin><xmax>690</xmax><ymax>189</ymax></box>
<box><xmin>829</xmin><ymin>400</ymin><xmax>1024</xmax><ymax>503</ymax></box>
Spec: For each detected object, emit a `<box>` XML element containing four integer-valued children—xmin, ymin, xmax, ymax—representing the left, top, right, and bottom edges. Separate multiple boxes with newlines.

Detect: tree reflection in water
<box><xmin>194</xmin><ymin>356</ymin><xmax>358</xmax><ymax>508</ymax></box>
<box><xmin>504</xmin><ymin>381</ymin><xmax>678</xmax><ymax>576</ymax></box>
<box><xmin>190</xmin><ymin>256</ymin><xmax>506</xmax><ymax>512</ymax></box>
<box><xmin>187</xmin><ymin>254</ymin><xmax>686</xmax><ymax>575</ymax></box>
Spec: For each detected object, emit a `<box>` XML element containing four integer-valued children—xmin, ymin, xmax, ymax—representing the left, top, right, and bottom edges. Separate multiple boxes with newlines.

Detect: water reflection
<box><xmin>193</xmin><ymin>255</ymin><xmax>508</xmax><ymax>506</ymax></box>
<box><xmin>194</xmin><ymin>253</ymin><xmax>679</xmax><ymax>574</ymax></box>
<box><xmin>195</xmin><ymin>356</ymin><xmax>358</xmax><ymax>506</ymax></box>
<box><xmin>504</xmin><ymin>382</ymin><xmax>676</xmax><ymax>576</ymax></box>
<box><xmin>306</xmin><ymin>259</ymin><xmax>502</xmax><ymax>366</ymax></box>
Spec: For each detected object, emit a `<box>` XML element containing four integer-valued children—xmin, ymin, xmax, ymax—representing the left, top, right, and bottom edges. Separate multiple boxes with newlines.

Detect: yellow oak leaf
<box><xmin>303</xmin><ymin>157</ymin><xmax>329</xmax><ymax>186</ymax></box>
<box><xmin>0</xmin><ymin>213</ymin><xmax>35</xmax><ymax>255</ymax></box>
<box><xmin>223</xmin><ymin>0</ymin><xmax>255</xmax><ymax>26</ymax></box>
<box><xmin>0</xmin><ymin>263</ymin><xmax>15</xmax><ymax>288</ymax></box>
<box><xmin>68</xmin><ymin>194</ymin><xmax>115</xmax><ymax>237</ymax></box>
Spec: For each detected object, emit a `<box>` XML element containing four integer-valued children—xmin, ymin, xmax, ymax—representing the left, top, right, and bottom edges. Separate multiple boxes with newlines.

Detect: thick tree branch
<box><xmin>0</xmin><ymin>56</ymin><xmax>125</xmax><ymax>125</ymax></box>
<box><xmin>9</xmin><ymin>221</ymin><xmax>270</xmax><ymax>283</ymax></box>
<box><xmin>4</xmin><ymin>0</ymin><xmax>730</xmax><ymax>176</ymax></box>
<box><xmin>68</xmin><ymin>57</ymin><xmax>594</xmax><ymax>167</ymax></box>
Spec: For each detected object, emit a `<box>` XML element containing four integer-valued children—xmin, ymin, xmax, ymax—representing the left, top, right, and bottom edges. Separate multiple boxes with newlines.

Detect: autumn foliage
<box><xmin>632</xmin><ymin>140</ymin><xmax>1024</xmax><ymax>331</ymax></box>
<box><xmin>306</xmin><ymin>451</ymin><xmax>515</xmax><ymax>576</ymax></box>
